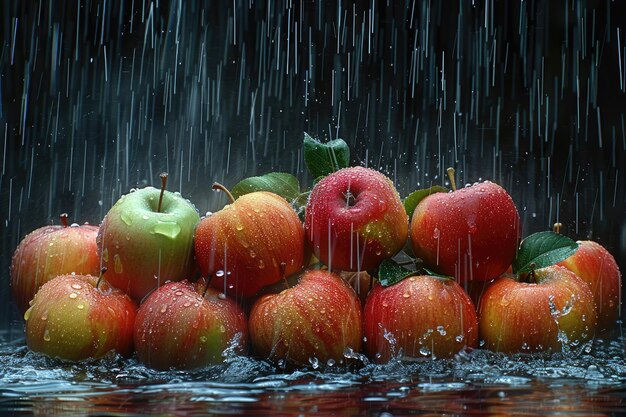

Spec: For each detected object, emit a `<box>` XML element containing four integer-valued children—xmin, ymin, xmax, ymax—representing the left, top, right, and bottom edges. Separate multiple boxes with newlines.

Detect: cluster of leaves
<box><xmin>226</xmin><ymin>133</ymin><xmax>579</xmax><ymax>288</ymax></box>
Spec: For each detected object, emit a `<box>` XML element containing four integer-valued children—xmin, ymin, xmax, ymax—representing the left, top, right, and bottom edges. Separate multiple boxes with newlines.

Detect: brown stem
<box><xmin>60</xmin><ymin>213</ymin><xmax>69</xmax><ymax>228</ymax></box>
<box><xmin>212</xmin><ymin>183</ymin><xmax>236</xmax><ymax>204</ymax></box>
<box><xmin>96</xmin><ymin>267</ymin><xmax>107</xmax><ymax>289</ymax></box>
<box><xmin>279</xmin><ymin>262</ymin><xmax>289</xmax><ymax>289</ymax></box>
<box><xmin>553</xmin><ymin>222</ymin><xmax>562</xmax><ymax>234</ymax></box>
<box><xmin>157</xmin><ymin>172</ymin><xmax>168</xmax><ymax>213</ymax></box>
<box><xmin>528</xmin><ymin>263</ymin><xmax>537</xmax><ymax>284</ymax></box>
<box><xmin>202</xmin><ymin>274</ymin><xmax>213</xmax><ymax>298</ymax></box>
<box><xmin>446</xmin><ymin>167</ymin><xmax>457</xmax><ymax>191</ymax></box>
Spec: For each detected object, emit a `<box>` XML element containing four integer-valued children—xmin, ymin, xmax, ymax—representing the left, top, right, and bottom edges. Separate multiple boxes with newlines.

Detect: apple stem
<box><xmin>528</xmin><ymin>263</ymin><xmax>537</xmax><ymax>284</ymax></box>
<box><xmin>202</xmin><ymin>274</ymin><xmax>213</xmax><ymax>298</ymax></box>
<box><xmin>553</xmin><ymin>222</ymin><xmax>562</xmax><ymax>234</ymax></box>
<box><xmin>157</xmin><ymin>172</ymin><xmax>168</xmax><ymax>213</ymax></box>
<box><xmin>279</xmin><ymin>262</ymin><xmax>289</xmax><ymax>289</ymax></box>
<box><xmin>212</xmin><ymin>183</ymin><xmax>236</xmax><ymax>204</ymax></box>
<box><xmin>446</xmin><ymin>167</ymin><xmax>457</xmax><ymax>191</ymax></box>
<box><xmin>96</xmin><ymin>267</ymin><xmax>107</xmax><ymax>289</ymax></box>
<box><xmin>60</xmin><ymin>213</ymin><xmax>69</xmax><ymax>228</ymax></box>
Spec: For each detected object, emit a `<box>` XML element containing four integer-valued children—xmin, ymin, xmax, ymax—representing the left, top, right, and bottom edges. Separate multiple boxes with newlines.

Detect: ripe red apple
<box><xmin>557</xmin><ymin>240</ymin><xmax>622</xmax><ymax>334</ymax></box>
<box><xmin>249</xmin><ymin>269</ymin><xmax>362</xmax><ymax>367</ymax></box>
<box><xmin>97</xmin><ymin>175</ymin><xmax>200</xmax><ymax>302</ymax></box>
<box><xmin>11</xmin><ymin>214</ymin><xmax>100</xmax><ymax>314</ymax></box>
<box><xmin>194</xmin><ymin>187</ymin><xmax>305</xmax><ymax>299</ymax></box>
<box><xmin>364</xmin><ymin>275</ymin><xmax>478</xmax><ymax>362</ymax></box>
<box><xmin>410</xmin><ymin>173</ymin><xmax>520</xmax><ymax>283</ymax></box>
<box><xmin>24</xmin><ymin>273</ymin><xmax>137</xmax><ymax>361</ymax></box>
<box><xmin>134</xmin><ymin>279</ymin><xmax>248</xmax><ymax>370</ymax></box>
<box><xmin>304</xmin><ymin>166</ymin><xmax>408</xmax><ymax>272</ymax></box>
<box><xmin>478</xmin><ymin>265</ymin><xmax>597</xmax><ymax>353</ymax></box>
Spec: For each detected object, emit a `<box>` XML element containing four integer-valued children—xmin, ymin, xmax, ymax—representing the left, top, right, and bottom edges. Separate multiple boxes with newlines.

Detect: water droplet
<box><xmin>216</xmin><ymin>270</ymin><xmax>225</xmax><ymax>278</ymax></box>
<box><xmin>120</xmin><ymin>213</ymin><xmax>133</xmax><ymax>226</ymax></box>
<box><xmin>151</xmin><ymin>221</ymin><xmax>181</xmax><ymax>239</ymax></box>
<box><xmin>236</xmin><ymin>224</ymin><xmax>244</xmax><ymax>231</ymax></box>
<box><xmin>218</xmin><ymin>293</ymin><xmax>226</xmax><ymax>299</ymax></box>
<box><xmin>160</xmin><ymin>306</ymin><xmax>167</xmax><ymax>313</ymax></box>
<box><xmin>71</xmin><ymin>283</ymin><xmax>82</xmax><ymax>290</ymax></box>
<box><xmin>43</xmin><ymin>330</ymin><xmax>51</xmax><ymax>341</ymax></box>
<box><xmin>69</xmin><ymin>293</ymin><xmax>78</xmax><ymax>299</ymax></box>
<box><xmin>24</xmin><ymin>306</ymin><xmax>33</xmax><ymax>321</ymax></box>
<box><xmin>175</xmin><ymin>291</ymin><xmax>183</xmax><ymax>296</ymax></box>
<box><xmin>200</xmin><ymin>336</ymin><xmax>207</xmax><ymax>343</ymax></box>
<box><xmin>219</xmin><ymin>325</ymin><xmax>226</xmax><ymax>333</ymax></box>
<box><xmin>433</xmin><ymin>228</ymin><xmax>440</xmax><ymax>239</ymax></box>
<box><xmin>258</xmin><ymin>260</ymin><xmax>265</xmax><ymax>269</ymax></box>
<box><xmin>114</xmin><ymin>254</ymin><xmax>123</xmax><ymax>274</ymax></box>
<box><xmin>77</xmin><ymin>304</ymin><xmax>84</xmax><ymax>309</ymax></box>
<box><xmin>403</xmin><ymin>292</ymin><xmax>410</xmax><ymax>298</ymax></box>
<box><xmin>249</xmin><ymin>250</ymin><xmax>257</xmax><ymax>258</ymax></box>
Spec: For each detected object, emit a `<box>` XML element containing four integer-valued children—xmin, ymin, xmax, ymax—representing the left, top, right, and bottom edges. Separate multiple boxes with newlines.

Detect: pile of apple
<box><xmin>10</xmin><ymin>134</ymin><xmax>622</xmax><ymax>370</ymax></box>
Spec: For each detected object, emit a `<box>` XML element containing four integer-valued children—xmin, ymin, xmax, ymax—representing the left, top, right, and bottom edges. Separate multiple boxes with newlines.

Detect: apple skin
<box><xmin>364</xmin><ymin>276</ymin><xmax>478</xmax><ymax>362</ymax></box>
<box><xmin>24</xmin><ymin>274</ymin><xmax>137</xmax><ymax>361</ymax></box>
<box><xmin>305</xmin><ymin>166</ymin><xmax>408</xmax><ymax>272</ymax></box>
<box><xmin>249</xmin><ymin>269</ymin><xmax>362</xmax><ymax>366</ymax></box>
<box><xmin>557</xmin><ymin>240</ymin><xmax>622</xmax><ymax>334</ymax></box>
<box><xmin>97</xmin><ymin>187</ymin><xmax>200</xmax><ymax>302</ymax></box>
<box><xmin>134</xmin><ymin>279</ymin><xmax>248</xmax><ymax>370</ymax></box>
<box><xmin>195</xmin><ymin>191</ymin><xmax>305</xmax><ymax>299</ymax></box>
<box><xmin>410</xmin><ymin>181</ymin><xmax>520</xmax><ymax>283</ymax></box>
<box><xmin>478</xmin><ymin>265</ymin><xmax>597</xmax><ymax>353</ymax></box>
<box><xmin>11</xmin><ymin>223</ymin><xmax>100</xmax><ymax>314</ymax></box>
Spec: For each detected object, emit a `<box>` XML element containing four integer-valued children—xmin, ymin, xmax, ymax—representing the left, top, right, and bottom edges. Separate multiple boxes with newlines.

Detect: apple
<box><xmin>249</xmin><ymin>269</ymin><xmax>362</xmax><ymax>367</ymax></box>
<box><xmin>363</xmin><ymin>275</ymin><xmax>478</xmax><ymax>362</ymax></box>
<box><xmin>134</xmin><ymin>279</ymin><xmax>248</xmax><ymax>370</ymax></box>
<box><xmin>478</xmin><ymin>265</ymin><xmax>597</xmax><ymax>353</ymax></box>
<box><xmin>304</xmin><ymin>166</ymin><xmax>408</xmax><ymax>272</ymax></box>
<box><xmin>410</xmin><ymin>170</ymin><xmax>520</xmax><ymax>283</ymax></box>
<box><xmin>557</xmin><ymin>240</ymin><xmax>622</xmax><ymax>334</ymax></box>
<box><xmin>24</xmin><ymin>273</ymin><xmax>137</xmax><ymax>361</ymax></box>
<box><xmin>11</xmin><ymin>213</ymin><xmax>100</xmax><ymax>314</ymax></box>
<box><xmin>194</xmin><ymin>185</ymin><xmax>305</xmax><ymax>299</ymax></box>
<box><xmin>97</xmin><ymin>174</ymin><xmax>200</xmax><ymax>302</ymax></box>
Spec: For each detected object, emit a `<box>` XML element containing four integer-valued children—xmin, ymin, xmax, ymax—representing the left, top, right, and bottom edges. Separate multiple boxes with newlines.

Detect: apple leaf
<box><xmin>403</xmin><ymin>186</ymin><xmax>449</xmax><ymax>218</ymax></box>
<box><xmin>422</xmin><ymin>267</ymin><xmax>454</xmax><ymax>280</ymax></box>
<box><xmin>231</xmin><ymin>172</ymin><xmax>301</xmax><ymax>202</ymax></box>
<box><xmin>512</xmin><ymin>231</ymin><xmax>579</xmax><ymax>274</ymax></box>
<box><xmin>303</xmin><ymin>132</ymin><xmax>350</xmax><ymax>179</ymax></box>
<box><xmin>378</xmin><ymin>259</ymin><xmax>419</xmax><ymax>287</ymax></box>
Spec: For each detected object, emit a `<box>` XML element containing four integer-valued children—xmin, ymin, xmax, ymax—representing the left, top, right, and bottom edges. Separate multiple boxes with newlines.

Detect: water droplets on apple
<box><xmin>216</xmin><ymin>270</ymin><xmax>225</xmax><ymax>278</ymax></box>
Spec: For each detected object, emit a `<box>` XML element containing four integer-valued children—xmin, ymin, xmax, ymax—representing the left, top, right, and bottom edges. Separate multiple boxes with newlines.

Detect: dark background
<box><xmin>1</xmin><ymin>0</ymin><xmax>625</xmax><ymax>331</ymax></box>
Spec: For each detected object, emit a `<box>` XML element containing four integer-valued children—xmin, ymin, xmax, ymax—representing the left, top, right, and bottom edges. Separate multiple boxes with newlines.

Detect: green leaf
<box><xmin>378</xmin><ymin>259</ymin><xmax>419</xmax><ymax>287</ymax></box>
<box><xmin>422</xmin><ymin>267</ymin><xmax>454</xmax><ymax>281</ymax></box>
<box><xmin>303</xmin><ymin>132</ymin><xmax>350</xmax><ymax>178</ymax></box>
<box><xmin>512</xmin><ymin>231</ymin><xmax>579</xmax><ymax>274</ymax></box>
<box><xmin>403</xmin><ymin>186</ymin><xmax>449</xmax><ymax>219</ymax></box>
<box><xmin>292</xmin><ymin>191</ymin><xmax>310</xmax><ymax>221</ymax></box>
<box><xmin>231</xmin><ymin>172</ymin><xmax>301</xmax><ymax>202</ymax></box>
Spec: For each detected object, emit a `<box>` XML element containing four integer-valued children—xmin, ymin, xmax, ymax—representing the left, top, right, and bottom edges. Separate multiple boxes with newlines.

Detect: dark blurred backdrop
<box><xmin>1</xmin><ymin>0</ymin><xmax>625</xmax><ymax>331</ymax></box>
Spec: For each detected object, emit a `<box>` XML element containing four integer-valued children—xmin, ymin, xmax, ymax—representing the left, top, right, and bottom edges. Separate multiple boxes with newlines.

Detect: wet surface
<box><xmin>2</xmin><ymin>332</ymin><xmax>626</xmax><ymax>416</ymax></box>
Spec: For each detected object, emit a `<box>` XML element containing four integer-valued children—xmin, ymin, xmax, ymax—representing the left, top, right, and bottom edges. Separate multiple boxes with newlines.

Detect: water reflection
<box><xmin>2</xmin><ymin>335</ymin><xmax>626</xmax><ymax>416</ymax></box>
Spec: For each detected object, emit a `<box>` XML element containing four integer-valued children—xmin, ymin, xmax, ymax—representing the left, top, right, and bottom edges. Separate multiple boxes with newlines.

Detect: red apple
<box><xmin>11</xmin><ymin>214</ymin><xmax>100</xmax><ymax>314</ymax></box>
<box><xmin>249</xmin><ymin>269</ymin><xmax>362</xmax><ymax>366</ymax></box>
<box><xmin>410</xmin><ymin>176</ymin><xmax>520</xmax><ymax>283</ymax></box>
<box><xmin>557</xmin><ymin>240</ymin><xmax>622</xmax><ymax>334</ymax></box>
<box><xmin>134</xmin><ymin>279</ymin><xmax>248</xmax><ymax>370</ymax></box>
<box><xmin>364</xmin><ymin>275</ymin><xmax>478</xmax><ymax>362</ymax></box>
<box><xmin>478</xmin><ymin>265</ymin><xmax>597</xmax><ymax>353</ymax></box>
<box><xmin>24</xmin><ymin>273</ymin><xmax>137</xmax><ymax>361</ymax></box>
<box><xmin>195</xmin><ymin>188</ymin><xmax>305</xmax><ymax>299</ymax></box>
<box><xmin>304</xmin><ymin>166</ymin><xmax>408</xmax><ymax>272</ymax></box>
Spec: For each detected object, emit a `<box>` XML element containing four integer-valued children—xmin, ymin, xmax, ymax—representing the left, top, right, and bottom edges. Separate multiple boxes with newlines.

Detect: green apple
<box><xmin>97</xmin><ymin>176</ymin><xmax>200</xmax><ymax>302</ymax></box>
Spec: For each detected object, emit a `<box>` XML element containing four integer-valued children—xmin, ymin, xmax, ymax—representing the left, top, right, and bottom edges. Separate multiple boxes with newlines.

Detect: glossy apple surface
<box><xmin>558</xmin><ymin>240</ymin><xmax>622</xmax><ymax>334</ymax></box>
<box><xmin>25</xmin><ymin>274</ymin><xmax>137</xmax><ymax>361</ymax></box>
<box><xmin>411</xmin><ymin>181</ymin><xmax>519</xmax><ymax>282</ymax></box>
<box><xmin>305</xmin><ymin>166</ymin><xmax>408</xmax><ymax>272</ymax></box>
<box><xmin>134</xmin><ymin>280</ymin><xmax>248</xmax><ymax>370</ymax></box>
<box><xmin>195</xmin><ymin>191</ymin><xmax>305</xmax><ymax>299</ymax></box>
<box><xmin>364</xmin><ymin>275</ymin><xmax>478</xmax><ymax>362</ymax></box>
<box><xmin>97</xmin><ymin>187</ymin><xmax>200</xmax><ymax>302</ymax></box>
<box><xmin>478</xmin><ymin>265</ymin><xmax>597</xmax><ymax>353</ymax></box>
<box><xmin>11</xmin><ymin>220</ymin><xmax>100</xmax><ymax>314</ymax></box>
<box><xmin>249</xmin><ymin>269</ymin><xmax>362</xmax><ymax>366</ymax></box>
